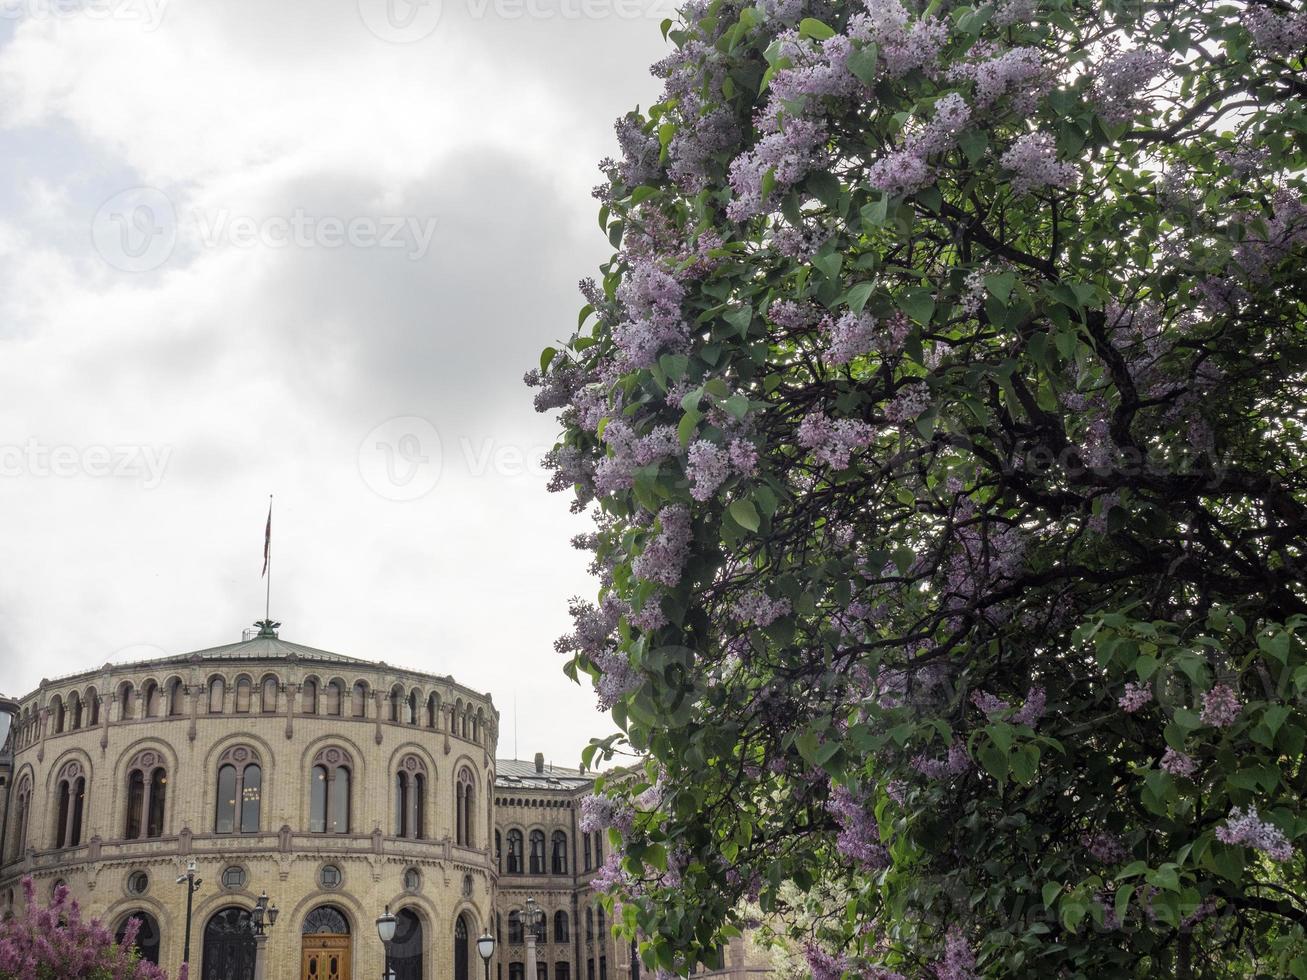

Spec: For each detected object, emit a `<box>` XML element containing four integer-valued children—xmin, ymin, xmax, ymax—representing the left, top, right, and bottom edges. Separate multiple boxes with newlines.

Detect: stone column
<box><xmin>253</xmin><ymin>932</ymin><xmax>268</xmax><ymax>980</ymax></box>
<box><xmin>526</xmin><ymin>932</ymin><xmax>538</xmax><ymax>980</ymax></box>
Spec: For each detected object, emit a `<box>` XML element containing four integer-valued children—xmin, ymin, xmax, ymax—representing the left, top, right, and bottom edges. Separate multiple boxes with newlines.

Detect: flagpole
<box><xmin>265</xmin><ymin>495</ymin><xmax>272</xmax><ymax>623</ymax></box>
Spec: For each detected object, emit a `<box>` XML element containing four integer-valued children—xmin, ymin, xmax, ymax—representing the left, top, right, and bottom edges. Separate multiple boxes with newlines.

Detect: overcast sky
<box><xmin>0</xmin><ymin>0</ymin><xmax>671</xmax><ymax>768</ymax></box>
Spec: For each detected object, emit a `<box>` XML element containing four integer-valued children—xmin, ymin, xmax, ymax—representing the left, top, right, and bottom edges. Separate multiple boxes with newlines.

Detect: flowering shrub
<box><xmin>532</xmin><ymin>0</ymin><xmax>1307</xmax><ymax>975</ymax></box>
<box><xmin>0</xmin><ymin>877</ymin><xmax>172</xmax><ymax>979</ymax></box>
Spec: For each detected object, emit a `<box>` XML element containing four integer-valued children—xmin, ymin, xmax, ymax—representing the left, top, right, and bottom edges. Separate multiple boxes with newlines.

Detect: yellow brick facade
<box><xmin>0</xmin><ymin>633</ymin><xmax>622</xmax><ymax>980</ymax></box>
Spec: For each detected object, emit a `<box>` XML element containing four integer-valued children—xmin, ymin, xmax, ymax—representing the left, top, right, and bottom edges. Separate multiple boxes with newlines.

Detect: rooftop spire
<box><xmin>253</xmin><ymin>619</ymin><xmax>280</xmax><ymax>638</ymax></box>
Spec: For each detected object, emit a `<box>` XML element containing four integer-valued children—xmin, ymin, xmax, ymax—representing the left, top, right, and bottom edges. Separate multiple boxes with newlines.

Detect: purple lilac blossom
<box><xmin>1200</xmin><ymin>684</ymin><xmax>1241</xmax><ymax>727</ymax></box>
<box><xmin>631</xmin><ymin>505</ymin><xmax>693</xmax><ymax>586</ymax></box>
<box><xmin>687</xmin><ymin>440</ymin><xmax>732</xmax><ymax>501</ymax></box>
<box><xmin>1000</xmin><ymin>132</ymin><xmax>1078</xmax><ymax>195</ymax></box>
<box><xmin>1215</xmin><ymin>806</ymin><xmax>1295</xmax><ymax>862</ymax></box>
<box><xmin>1118</xmin><ymin>681</ymin><xmax>1152</xmax><ymax>713</ymax></box>
<box><xmin>826</xmin><ymin>784</ymin><xmax>890</xmax><ymax>869</ymax></box>
<box><xmin>1159</xmin><ymin>748</ymin><xmax>1196</xmax><ymax>777</ymax></box>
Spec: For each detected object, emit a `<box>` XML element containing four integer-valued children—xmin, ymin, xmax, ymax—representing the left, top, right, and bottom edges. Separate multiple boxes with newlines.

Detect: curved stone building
<box><xmin>0</xmin><ymin>624</ymin><xmax>623</xmax><ymax>980</ymax></box>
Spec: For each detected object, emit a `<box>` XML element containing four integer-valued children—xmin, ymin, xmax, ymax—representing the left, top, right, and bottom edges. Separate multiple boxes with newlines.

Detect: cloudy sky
<box><xmin>0</xmin><ymin>0</ymin><xmax>672</xmax><ymax>767</ymax></box>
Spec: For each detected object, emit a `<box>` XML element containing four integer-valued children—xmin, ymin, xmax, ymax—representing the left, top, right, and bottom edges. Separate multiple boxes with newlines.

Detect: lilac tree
<box><xmin>0</xmin><ymin>877</ymin><xmax>173</xmax><ymax>980</ymax></box>
<box><xmin>532</xmin><ymin>0</ymin><xmax>1307</xmax><ymax>975</ymax></box>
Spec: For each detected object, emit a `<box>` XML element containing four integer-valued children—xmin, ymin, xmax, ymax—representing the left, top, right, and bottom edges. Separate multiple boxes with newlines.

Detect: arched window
<box><xmin>585</xmin><ymin>908</ymin><xmax>594</xmax><ymax>942</ymax></box>
<box><xmin>394</xmin><ymin>756</ymin><xmax>427</xmax><ymax>839</ymax></box>
<box><xmin>309</xmin><ymin>747</ymin><xmax>352</xmax><ymax>834</ymax></box>
<box><xmin>495</xmin><ymin>830</ymin><xmax>502</xmax><ymax>871</ymax></box>
<box><xmin>143</xmin><ymin>681</ymin><xmax>162</xmax><ymax>718</ymax></box>
<box><xmin>551</xmin><ymin>831</ymin><xmax>569</xmax><ymax>875</ymax></box>
<box><xmin>52</xmin><ymin>696</ymin><xmax>65</xmax><ymax>734</ymax></box>
<box><xmin>593</xmin><ymin>831</ymin><xmax>603</xmax><ymax>865</ymax></box>
<box><xmin>529</xmin><ymin>830</ymin><xmax>546</xmax><ymax>874</ymax></box>
<box><xmin>86</xmin><ymin>689</ymin><xmax>99</xmax><ymax>726</ymax></box>
<box><xmin>261</xmin><ymin>676</ymin><xmax>279</xmax><ymax>713</ymax></box>
<box><xmin>214</xmin><ymin>747</ymin><xmax>262</xmax><ymax>834</ymax></box>
<box><xmin>234</xmin><ymin>677</ymin><xmax>252</xmax><ymax>713</ymax></box>
<box><xmin>455</xmin><ymin>768</ymin><xmax>475</xmax><ymax>847</ymax></box>
<box><xmin>9</xmin><ymin>776</ymin><xmax>31</xmax><ymax>860</ymax></box>
<box><xmin>390</xmin><ymin>686</ymin><xmax>404</xmax><ymax>722</ymax></box>
<box><xmin>506</xmin><ymin>829</ymin><xmax>524</xmax><ymax>874</ymax></box>
<box><xmin>301</xmin><ymin>678</ymin><xmax>318</xmax><ymax>714</ymax></box>
<box><xmin>556</xmin><ymin>964</ymin><xmax>571</xmax><ymax>980</ymax></box>
<box><xmin>208</xmin><ymin>676</ymin><xmax>225</xmax><ymax>714</ymax></box>
<box><xmin>583</xmin><ymin>833</ymin><xmax>592</xmax><ymax>872</ymax></box>
<box><xmin>475</xmin><ymin>708</ymin><xmax>485</xmax><ymax>743</ymax></box>
<box><xmin>554</xmin><ymin>911</ymin><xmax>569</xmax><ymax>943</ymax></box>
<box><xmin>426</xmin><ymin>693</ymin><xmax>439</xmax><ymax>728</ymax></box>
<box><xmin>508</xmin><ymin>911</ymin><xmax>524</xmax><ymax>945</ymax></box>
<box><xmin>53</xmin><ymin>761</ymin><xmax>87</xmax><ymax>848</ymax></box>
<box><xmin>352</xmin><ymin>681</ymin><xmax>368</xmax><ymax>718</ymax></box>
<box><xmin>394</xmin><ymin>907</ymin><xmax>424</xmax><ymax>980</ymax></box>
<box><xmin>324</xmin><ymin>680</ymin><xmax>343</xmax><ymax>716</ymax></box>
<box><xmin>167</xmin><ymin>680</ymin><xmax>185</xmax><ymax>717</ymax></box>
<box><xmin>69</xmin><ymin>692</ymin><xmax>82</xmax><ymax>730</ymax></box>
<box><xmin>407</xmin><ymin>689</ymin><xmax>419</xmax><ymax>725</ymax></box>
<box><xmin>533</xmin><ymin>909</ymin><xmax>546</xmax><ymax>945</ymax></box>
<box><xmin>125</xmin><ymin>750</ymin><xmax>167</xmax><ymax>840</ymax></box>
<box><xmin>118</xmin><ymin>682</ymin><xmax>135</xmax><ymax>720</ymax></box>
<box><xmin>116</xmin><ymin>912</ymin><xmax>161</xmax><ymax>966</ymax></box>
<box><xmin>597</xmin><ymin>908</ymin><xmax>606</xmax><ymax>939</ymax></box>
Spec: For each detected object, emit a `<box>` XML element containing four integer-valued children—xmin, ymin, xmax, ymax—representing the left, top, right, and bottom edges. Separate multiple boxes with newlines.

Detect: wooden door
<box><xmin>302</xmin><ymin>934</ymin><xmax>351</xmax><ymax>980</ymax></box>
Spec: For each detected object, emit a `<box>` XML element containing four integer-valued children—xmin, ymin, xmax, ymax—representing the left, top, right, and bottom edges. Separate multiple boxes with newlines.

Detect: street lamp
<box><xmin>376</xmin><ymin>905</ymin><xmax>397</xmax><ymax>980</ymax></box>
<box><xmin>524</xmin><ymin>898</ymin><xmax>542</xmax><ymax>980</ymax></box>
<box><xmin>251</xmin><ymin>891</ymin><xmax>279</xmax><ymax>980</ymax></box>
<box><xmin>252</xmin><ymin>891</ymin><xmax>280</xmax><ymax>936</ymax></box>
<box><xmin>477</xmin><ymin>930</ymin><xmax>495</xmax><ymax>980</ymax></box>
<box><xmin>175</xmin><ymin>859</ymin><xmax>203</xmax><ymax>965</ymax></box>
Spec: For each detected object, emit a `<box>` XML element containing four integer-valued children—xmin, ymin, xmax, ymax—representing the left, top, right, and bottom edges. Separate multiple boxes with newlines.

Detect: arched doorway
<box><xmin>202</xmin><ymin>906</ymin><xmax>255</xmax><ymax>980</ymax></box>
<box><xmin>392</xmin><ymin>908</ymin><xmax>423</xmax><ymax>980</ymax></box>
<box><xmin>454</xmin><ymin>913</ymin><xmax>470</xmax><ymax>980</ymax></box>
<box><xmin>115</xmin><ymin>910</ymin><xmax>161</xmax><ymax>965</ymax></box>
<box><xmin>302</xmin><ymin>905</ymin><xmax>351</xmax><ymax>980</ymax></box>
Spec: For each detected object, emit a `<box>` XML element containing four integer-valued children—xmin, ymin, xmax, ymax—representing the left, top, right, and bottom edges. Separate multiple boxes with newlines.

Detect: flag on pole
<box><xmin>262</xmin><ymin>500</ymin><xmax>272</xmax><ymax>577</ymax></box>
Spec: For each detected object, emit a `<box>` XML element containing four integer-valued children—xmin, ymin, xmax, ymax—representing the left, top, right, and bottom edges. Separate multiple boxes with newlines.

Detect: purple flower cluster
<box><xmin>686</xmin><ymin>440</ymin><xmax>733</xmax><ymax>501</ymax></box>
<box><xmin>631</xmin><ymin>505</ymin><xmax>693</xmax><ymax>586</ymax></box>
<box><xmin>970</xmin><ymin>689</ymin><xmax>1009</xmax><ymax>717</ymax></box>
<box><xmin>1246</xmin><ymin>6</ymin><xmax>1307</xmax><ymax>57</ymax></box>
<box><xmin>1081</xmin><ymin>831</ymin><xmax>1129</xmax><ymax>864</ymax></box>
<box><xmin>912</xmin><ymin>741</ymin><xmax>971</xmax><ymax>779</ymax></box>
<box><xmin>1216</xmin><ymin>806</ymin><xmax>1295</xmax><ymax>862</ymax></box>
<box><xmin>797</xmin><ymin>411</ymin><xmax>877</xmax><ymax>468</ymax></box>
<box><xmin>1012</xmin><ymin>686</ymin><xmax>1046</xmax><ymax>726</ymax></box>
<box><xmin>849</xmin><ymin>0</ymin><xmax>949</xmax><ymax>78</ymax></box>
<box><xmin>826</xmin><ymin>784</ymin><xmax>890</xmax><ymax>869</ymax></box>
<box><xmin>0</xmin><ymin>877</ymin><xmax>170</xmax><ymax>980</ymax></box>
<box><xmin>1118</xmin><ymin>681</ymin><xmax>1152</xmax><ymax>713</ymax></box>
<box><xmin>868</xmin><ymin>94</ymin><xmax>973</xmax><ymax>198</ymax></box>
<box><xmin>592</xmin><ymin>648</ymin><xmax>641</xmax><ymax>709</ymax></box>
<box><xmin>1159</xmin><ymin>748</ymin><xmax>1196</xmax><ymax>777</ymax></box>
<box><xmin>727</xmin><ymin>118</ymin><xmax>829</xmax><ymax>220</ymax></box>
<box><xmin>803</xmin><ymin>943</ymin><xmax>849</xmax><ymax>980</ymax></box>
<box><xmin>823</xmin><ymin>310</ymin><xmax>879</xmax><ymax>364</ymax></box>
<box><xmin>1000</xmin><ymin>132</ymin><xmax>1078</xmax><ymax>196</ymax></box>
<box><xmin>1200</xmin><ymin>683</ymin><xmax>1241</xmax><ymax>727</ymax></box>
<box><xmin>948</xmin><ymin>46</ymin><xmax>1045</xmax><ymax>113</ymax></box>
<box><xmin>580</xmin><ymin>793</ymin><xmax>635</xmax><ymax>835</ymax></box>
<box><xmin>931</xmin><ymin>927</ymin><xmax>978</xmax><ymax>980</ymax></box>
<box><xmin>884</xmin><ymin>383</ymin><xmax>932</xmax><ymax>425</ymax></box>
<box><xmin>1092</xmin><ymin>44</ymin><xmax>1169</xmax><ymax>123</ymax></box>
<box><xmin>733</xmin><ymin>591</ymin><xmax>792</xmax><ymax>626</ymax></box>
<box><xmin>614</xmin><ymin>259</ymin><xmax>688</xmax><ymax>369</ymax></box>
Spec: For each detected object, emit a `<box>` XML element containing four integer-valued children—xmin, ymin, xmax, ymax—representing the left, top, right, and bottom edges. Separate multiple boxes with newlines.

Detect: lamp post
<box><xmin>524</xmin><ymin>897</ymin><xmax>541</xmax><ymax>980</ymax></box>
<box><xmin>376</xmin><ymin>904</ymin><xmax>397</xmax><ymax>980</ymax></box>
<box><xmin>175</xmin><ymin>859</ymin><xmax>203</xmax><ymax>966</ymax></box>
<box><xmin>251</xmin><ymin>890</ymin><xmax>279</xmax><ymax>980</ymax></box>
<box><xmin>477</xmin><ymin>930</ymin><xmax>495</xmax><ymax>980</ymax></box>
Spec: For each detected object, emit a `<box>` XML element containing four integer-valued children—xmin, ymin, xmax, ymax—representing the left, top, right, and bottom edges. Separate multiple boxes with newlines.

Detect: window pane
<box><xmin>240</xmin><ymin>765</ymin><xmax>262</xmax><ymax>834</ymax></box>
<box><xmin>126</xmin><ymin>771</ymin><xmax>144</xmax><ymax>839</ymax></box>
<box><xmin>147</xmin><ymin>770</ymin><xmax>166</xmax><ymax>838</ymax></box>
<box><xmin>215</xmin><ymin>765</ymin><xmax>237</xmax><ymax>834</ymax></box>
<box><xmin>310</xmin><ymin>766</ymin><xmax>327</xmax><ymax>833</ymax></box>
<box><xmin>395</xmin><ymin>773</ymin><xmax>407</xmax><ymax>838</ymax></box>
<box><xmin>55</xmin><ymin>783</ymin><xmax>70</xmax><ymax>849</ymax></box>
<box><xmin>70</xmin><ymin>779</ymin><xmax>85</xmax><ymax>847</ymax></box>
<box><xmin>331</xmin><ymin>768</ymin><xmax>350</xmax><ymax>833</ymax></box>
<box><xmin>413</xmin><ymin>774</ymin><xmax>425</xmax><ymax>840</ymax></box>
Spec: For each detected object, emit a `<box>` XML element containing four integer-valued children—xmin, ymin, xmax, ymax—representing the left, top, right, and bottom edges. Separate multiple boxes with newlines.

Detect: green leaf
<box><xmin>539</xmin><ymin>346</ymin><xmax>557</xmax><ymax>372</ymax></box>
<box><xmin>724</xmin><ymin>393</ymin><xmax>750</xmax><ymax>421</ymax></box>
<box><xmin>812</xmin><ymin>251</ymin><xmax>843</xmax><ymax>281</ymax></box>
<box><xmin>729</xmin><ymin>499</ymin><xmax>760</xmax><ymax>532</ymax></box>
<box><xmin>984</xmin><ymin>272</ymin><xmax>1016</xmax><ymax>302</ymax></box>
<box><xmin>845</xmin><ymin>281</ymin><xmax>875</xmax><ymax>314</ymax></box>
<box><xmin>847</xmin><ymin>43</ymin><xmax>878</xmax><ymax>86</ymax></box>
<box><xmin>678</xmin><ymin>407</ymin><xmax>703</xmax><ymax>447</ymax></box>
<box><xmin>798</xmin><ymin>17</ymin><xmax>836</xmax><ymax>40</ymax></box>
<box><xmin>1041</xmin><ymin>882</ymin><xmax>1062</xmax><ymax>908</ymax></box>
<box><xmin>899</xmin><ymin>287</ymin><xmax>935</xmax><ymax>325</ymax></box>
